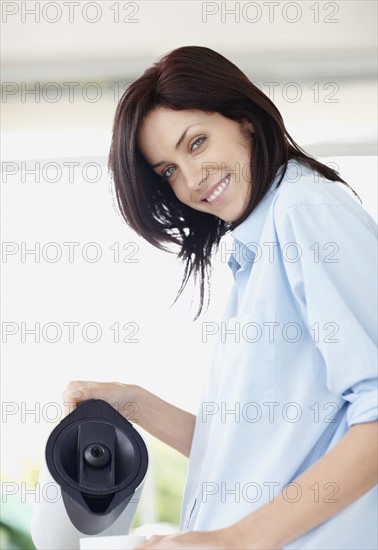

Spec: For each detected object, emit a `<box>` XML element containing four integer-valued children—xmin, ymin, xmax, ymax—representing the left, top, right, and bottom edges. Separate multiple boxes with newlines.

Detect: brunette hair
<box><xmin>108</xmin><ymin>45</ymin><xmax>360</xmax><ymax>319</ymax></box>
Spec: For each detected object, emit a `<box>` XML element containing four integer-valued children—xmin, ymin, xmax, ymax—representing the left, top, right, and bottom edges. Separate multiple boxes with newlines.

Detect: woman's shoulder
<box><xmin>272</xmin><ymin>158</ymin><xmax>376</xmax><ymax>230</ymax></box>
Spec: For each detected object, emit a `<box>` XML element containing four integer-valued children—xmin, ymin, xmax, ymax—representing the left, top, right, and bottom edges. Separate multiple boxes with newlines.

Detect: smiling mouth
<box><xmin>202</xmin><ymin>174</ymin><xmax>231</xmax><ymax>203</ymax></box>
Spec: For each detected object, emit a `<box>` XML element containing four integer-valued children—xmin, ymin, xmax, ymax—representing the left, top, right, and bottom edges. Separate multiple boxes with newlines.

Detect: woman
<box><xmin>63</xmin><ymin>46</ymin><xmax>377</xmax><ymax>549</ymax></box>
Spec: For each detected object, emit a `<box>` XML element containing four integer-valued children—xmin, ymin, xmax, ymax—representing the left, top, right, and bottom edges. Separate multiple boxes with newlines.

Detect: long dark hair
<box><xmin>108</xmin><ymin>45</ymin><xmax>360</xmax><ymax>319</ymax></box>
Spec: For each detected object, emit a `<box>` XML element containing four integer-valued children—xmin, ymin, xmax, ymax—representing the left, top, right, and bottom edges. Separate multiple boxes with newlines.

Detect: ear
<box><xmin>242</xmin><ymin>119</ymin><xmax>255</xmax><ymax>134</ymax></box>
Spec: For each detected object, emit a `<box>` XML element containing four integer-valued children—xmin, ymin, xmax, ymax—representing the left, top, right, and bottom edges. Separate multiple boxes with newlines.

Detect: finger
<box><xmin>62</xmin><ymin>381</ymin><xmax>98</xmax><ymax>416</ymax></box>
<box><xmin>62</xmin><ymin>380</ymin><xmax>87</xmax><ymax>404</ymax></box>
<box><xmin>63</xmin><ymin>383</ymin><xmax>121</xmax><ymax>410</ymax></box>
<box><xmin>61</xmin><ymin>387</ymin><xmax>76</xmax><ymax>418</ymax></box>
<box><xmin>136</xmin><ymin>535</ymin><xmax>165</xmax><ymax>549</ymax></box>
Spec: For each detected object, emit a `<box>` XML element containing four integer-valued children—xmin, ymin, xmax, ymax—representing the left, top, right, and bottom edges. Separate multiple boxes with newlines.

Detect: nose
<box><xmin>181</xmin><ymin>161</ymin><xmax>207</xmax><ymax>192</ymax></box>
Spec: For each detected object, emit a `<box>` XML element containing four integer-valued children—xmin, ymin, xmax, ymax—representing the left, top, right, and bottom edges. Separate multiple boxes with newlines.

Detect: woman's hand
<box><xmin>62</xmin><ymin>380</ymin><xmax>140</xmax><ymax>422</ymax></box>
<box><xmin>62</xmin><ymin>381</ymin><xmax>196</xmax><ymax>456</ymax></box>
<box><xmin>136</xmin><ymin>528</ymin><xmax>236</xmax><ymax>549</ymax></box>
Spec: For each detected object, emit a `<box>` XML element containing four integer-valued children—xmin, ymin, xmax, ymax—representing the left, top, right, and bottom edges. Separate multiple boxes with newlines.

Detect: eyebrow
<box><xmin>151</xmin><ymin>124</ymin><xmax>199</xmax><ymax>169</ymax></box>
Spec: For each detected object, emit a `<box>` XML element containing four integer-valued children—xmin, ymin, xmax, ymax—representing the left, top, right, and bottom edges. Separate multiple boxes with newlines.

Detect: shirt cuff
<box><xmin>344</xmin><ymin>379</ymin><xmax>378</xmax><ymax>427</ymax></box>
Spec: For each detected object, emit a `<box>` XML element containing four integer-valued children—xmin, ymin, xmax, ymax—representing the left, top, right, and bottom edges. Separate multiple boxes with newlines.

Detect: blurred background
<box><xmin>1</xmin><ymin>1</ymin><xmax>377</xmax><ymax>548</ymax></box>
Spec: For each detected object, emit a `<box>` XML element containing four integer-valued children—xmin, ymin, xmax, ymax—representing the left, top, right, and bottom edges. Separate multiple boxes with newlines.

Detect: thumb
<box><xmin>63</xmin><ymin>388</ymin><xmax>86</xmax><ymax>417</ymax></box>
<box><xmin>68</xmin><ymin>389</ymin><xmax>83</xmax><ymax>400</ymax></box>
<box><xmin>67</xmin><ymin>387</ymin><xmax>106</xmax><ymax>406</ymax></box>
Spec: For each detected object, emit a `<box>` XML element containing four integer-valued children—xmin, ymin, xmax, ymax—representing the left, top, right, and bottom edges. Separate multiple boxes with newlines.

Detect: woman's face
<box><xmin>137</xmin><ymin>107</ymin><xmax>254</xmax><ymax>222</ymax></box>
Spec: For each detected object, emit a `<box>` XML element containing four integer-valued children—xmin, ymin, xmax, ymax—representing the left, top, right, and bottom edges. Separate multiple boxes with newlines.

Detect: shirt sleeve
<box><xmin>275</xmin><ymin>200</ymin><xmax>378</xmax><ymax>428</ymax></box>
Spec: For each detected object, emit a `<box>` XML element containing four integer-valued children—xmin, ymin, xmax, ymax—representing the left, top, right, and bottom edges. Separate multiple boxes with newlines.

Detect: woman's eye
<box><xmin>162</xmin><ymin>166</ymin><xmax>176</xmax><ymax>180</ymax></box>
<box><xmin>191</xmin><ymin>136</ymin><xmax>206</xmax><ymax>150</ymax></box>
<box><xmin>161</xmin><ymin>137</ymin><xmax>206</xmax><ymax>181</ymax></box>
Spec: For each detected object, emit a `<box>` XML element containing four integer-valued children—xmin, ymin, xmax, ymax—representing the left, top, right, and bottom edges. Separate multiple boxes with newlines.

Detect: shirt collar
<box><xmin>227</xmin><ymin>253</ymin><xmax>241</xmax><ymax>278</ymax></box>
<box><xmin>230</xmin><ymin>161</ymin><xmax>287</xmax><ymax>247</ymax></box>
<box><xmin>227</xmin><ymin>160</ymin><xmax>296</xmax><ymax>276</ymax></box>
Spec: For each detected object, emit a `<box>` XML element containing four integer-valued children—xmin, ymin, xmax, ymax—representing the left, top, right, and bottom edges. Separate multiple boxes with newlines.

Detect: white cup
<box><xmin>80</xmin><ymin>534</ymin><xmax>147</xmax><ymax>549</ymax></box>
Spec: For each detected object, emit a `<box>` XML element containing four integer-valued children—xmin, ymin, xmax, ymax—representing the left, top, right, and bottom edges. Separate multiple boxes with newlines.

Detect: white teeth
<box><xmin>206</xmin><ymin>175</ymin><xmax>230</xmax><ymax>202</ymax></box>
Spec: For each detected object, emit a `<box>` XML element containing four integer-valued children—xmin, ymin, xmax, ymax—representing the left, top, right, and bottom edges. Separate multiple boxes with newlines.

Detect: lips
<box><xmin>200</xmin><ymin>174</ymin><xmax>231</xmax><ymax>202</ymax></box>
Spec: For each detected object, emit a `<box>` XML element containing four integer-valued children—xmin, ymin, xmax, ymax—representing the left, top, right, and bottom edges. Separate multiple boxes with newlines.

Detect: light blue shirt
<box><xmin>180</xmin><ymin>159</ymin><xmax>378</xmax><ymax>548</ymax></box>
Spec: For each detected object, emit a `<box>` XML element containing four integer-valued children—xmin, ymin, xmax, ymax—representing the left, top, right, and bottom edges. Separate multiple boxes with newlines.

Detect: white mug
<box><xmin>80</xmin><ymin>534</ymin><xmax>147</xmax><ymax>549</ymax></box>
